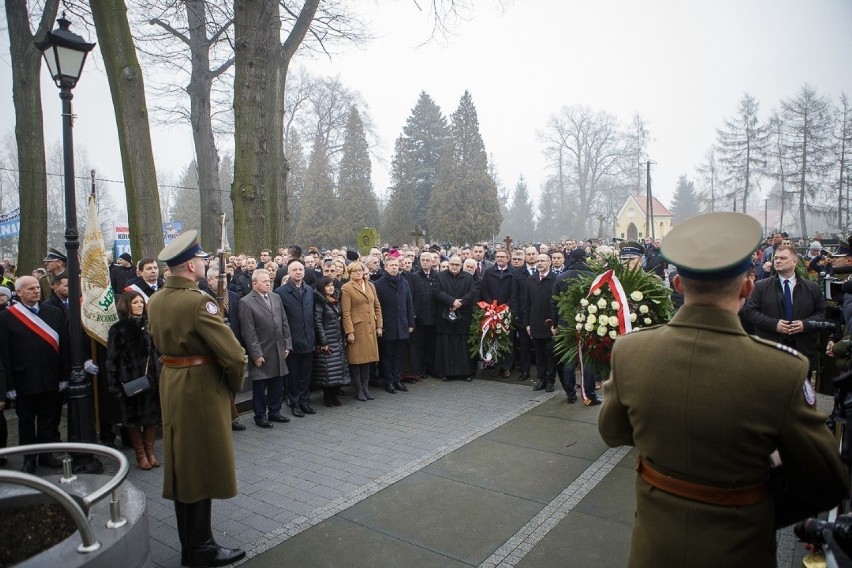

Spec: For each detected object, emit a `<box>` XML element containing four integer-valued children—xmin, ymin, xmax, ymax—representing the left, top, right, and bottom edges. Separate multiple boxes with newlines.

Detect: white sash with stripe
<box><xmin>8</xmin><ymin>303</ymin><xmax>60</xmax><ymax>352</ymax></box>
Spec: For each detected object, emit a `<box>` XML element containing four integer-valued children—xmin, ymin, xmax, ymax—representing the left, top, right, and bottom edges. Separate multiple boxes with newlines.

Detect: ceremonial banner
<box><xmin>0</xmin><ymin>207</ymin><xmax>20</xmax><ymax>238</ymax></box>
<box><xmin>82</xmin><ymin>195</ymin><xmax>119</xmax><ymax>345</ymax></box>
<box><xmin>163</xmin><ymin>221</ymin><xmax>182</xmax><ymax>244</ymax></box>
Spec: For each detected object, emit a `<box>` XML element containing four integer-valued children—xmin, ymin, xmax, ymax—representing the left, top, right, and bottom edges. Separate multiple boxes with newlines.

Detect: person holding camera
<box><xmin>743</xmin><ymin>244</ymin><xmax>826</xmax><ymax>373</ymax></box>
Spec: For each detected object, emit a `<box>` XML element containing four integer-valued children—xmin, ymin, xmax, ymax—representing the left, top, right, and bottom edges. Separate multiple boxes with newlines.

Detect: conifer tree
<box><xmin>429</xmin><ymin>91</ymin><xmax>502</xmax><ymax>245</ymax></box>
<box><xmin>403</xmin><ymin>92</ymin><xmax>449</xmax><ymax>235</ymax></box>
<box><xmin>337</xmin><ymin>107</ymin><xmax>380</xmax><ymax>243</ymax></box>
<box><xmin>294</xmin><ymin>134</ymin><xmax>337</xmax><ymax>247</ymax></box>
<box><xmin>381</xmin><ymin>136</ymin><xmax>418</xmax><ymax>245</ymax></box>
<box><xmin>670</xmin><ymin>174</ymin><xmax>700</xmax><ymax>224</ymax></box>
<box><xmin>501</xmin><ymin>176</ymin><xmax>535</xmax><ymax>243</ymax></box>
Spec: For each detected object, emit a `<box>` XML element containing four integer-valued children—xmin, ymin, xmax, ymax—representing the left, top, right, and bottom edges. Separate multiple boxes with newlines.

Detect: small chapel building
<box><xmin>614</xmin><ymin>194</ymin><xmax>673</xmax><ymax>241</ymax></box>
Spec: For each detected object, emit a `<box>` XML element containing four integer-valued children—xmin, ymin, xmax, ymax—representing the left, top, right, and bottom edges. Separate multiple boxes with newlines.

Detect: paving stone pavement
<box><xmin>2</xmin><ymin>377</ymin><xmax>832</xmax><ymax>566</ymax></box>
<box><xmin>136</xmin><ymin>377</ymin><xmax>553</xmax><ymax>567</ymax></box>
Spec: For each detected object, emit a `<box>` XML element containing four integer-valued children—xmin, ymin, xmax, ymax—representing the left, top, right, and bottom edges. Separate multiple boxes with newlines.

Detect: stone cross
<box><xmin>503</xmin><ymin>235</ymin><xmax>513</xmax><ymax>253</ymax></box>
<box><xmin>410</xmin><ymin>225</ymin><xmax>424</xmax><ymax>248</ymax></box>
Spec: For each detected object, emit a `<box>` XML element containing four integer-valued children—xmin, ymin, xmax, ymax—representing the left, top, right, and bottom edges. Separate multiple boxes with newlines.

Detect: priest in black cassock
<box><xmin>434</xmin><ymin>256</ymin><xmax>478</xmax><ymax>381</ymax></box>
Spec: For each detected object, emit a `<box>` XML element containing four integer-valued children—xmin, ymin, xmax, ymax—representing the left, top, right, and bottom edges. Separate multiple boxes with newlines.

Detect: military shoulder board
<box><xmin>774</xmin><ymin>343</ymin><xmax>800</xmax><ymax>357</ymax></box>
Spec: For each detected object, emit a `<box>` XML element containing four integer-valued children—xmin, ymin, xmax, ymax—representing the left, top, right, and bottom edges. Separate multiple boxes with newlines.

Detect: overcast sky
<box><xmin>1</xmin><ymin>0</ymin><xmax>850</xmax><ymax>225</ymax></box>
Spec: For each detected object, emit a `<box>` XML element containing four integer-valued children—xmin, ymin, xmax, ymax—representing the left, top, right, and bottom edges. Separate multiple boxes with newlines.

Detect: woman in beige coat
<box><xmin>341</xmin><ymin>262</ymin><xmax>383</xmax><ymax>401</ymax></box>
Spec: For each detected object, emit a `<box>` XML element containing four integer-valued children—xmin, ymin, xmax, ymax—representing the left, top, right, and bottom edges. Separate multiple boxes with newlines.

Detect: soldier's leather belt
<box><xmin>636</xmin><ymin>456</ymin><xmax>770</xmax><ymax>507</ymax></box>
<box><xmin>159</xmin><ymin>355</ymin><xmax>215</xmax><ymax>368</ymax></box>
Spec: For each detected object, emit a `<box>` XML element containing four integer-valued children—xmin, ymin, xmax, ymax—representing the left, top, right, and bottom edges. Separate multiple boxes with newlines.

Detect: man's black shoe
<box><xmin>255</xmin><ymin>420</ymin><xmax>273</xmax><ymax>429</ymax></box>
<box><xmin>38</xmin><ymin>454</ymin><xmax>64</xmax><ymax>468</ymax></box>
<box><xmin>566</xmin><ymin>396</ymin><xmax>578</xmax><ymax>404</ymax></box>
<box><xmin>300</xmin><ymin>404</ymin><xmax>316</xmax><ymax>415</ymax></box>
<box><xmin>545</xmin><ymin>383</ymin><xmax>555</xmax><ymax>393</ymax></box>
<box><xmin>20</xmin><ymin>459</ymin><xmax>36</xmax><ymax>474</ymax></box>
<box><xmin>465</xmin><ymin>376</ymin><xmax>473</xmax><ymax>382</ymax></box>
<box><xmin>585</xmin><ymin>396</ymin><xmax>602</xmax><ymax>406</ymax></box>
<box><xmin>385</xmin><ymin>384</ymin><xmax>396</xmax><ymax>394</ymax></box>
<box><xmin>395</xmin><ymin>383</ymin><xmax>408</xmax><ymax>392</ymax></box>
<box><xmin>268</xmin><ymin>414</ymin><xmax>290</xmax><ymax>423</ymax></box>
<box><xmin>231</xmin><ymin>420</ymin><xmax>247</xmax><ymax>431</ymax></box>
<box><xmin>291</xmin><ymin>406</ymin><xmax>305</xmax><ymax>418</ymax></box>
<box><xmin>519</xmin><ymin>370</ymin><xmax>529</xmax><ymax>380</ymax></box>
<box><xmin>187</xmin><ymin>545</ymin><xmax>246</xmax><ymax>567</ymax></box>
<box><xmin>532</xmin><ymin>380</ymin><xmax>546</xmax><ymax>391</ymax></box>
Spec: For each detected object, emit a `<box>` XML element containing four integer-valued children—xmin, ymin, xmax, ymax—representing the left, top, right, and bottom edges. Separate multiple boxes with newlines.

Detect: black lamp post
<box><xmin>36</xmin><ymin>15</ymin><xmax>102</xmax><ymax>473</ymax></box>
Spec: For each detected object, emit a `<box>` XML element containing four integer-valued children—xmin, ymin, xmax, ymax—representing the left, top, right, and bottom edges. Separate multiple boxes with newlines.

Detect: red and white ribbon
<box><xmin>577</xmin><ymin>269</ymin><xmax>632</xmax><ymax>404</ymax></box>
<box><xmin>8</xmin><ymin>303</ymin><xmax>60</xmax><ymax>352</ymax></box>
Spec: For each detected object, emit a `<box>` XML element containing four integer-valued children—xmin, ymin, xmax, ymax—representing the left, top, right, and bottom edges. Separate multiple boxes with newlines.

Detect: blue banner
<box><xmin>163</xmin><ymin>221</ymin><xmax>182</xmax><ymax>245</ymax></box>
<box><xmin>0</xmin><ymin>207</ymin><xmax>20</xmax><ymax>238</ymax></box>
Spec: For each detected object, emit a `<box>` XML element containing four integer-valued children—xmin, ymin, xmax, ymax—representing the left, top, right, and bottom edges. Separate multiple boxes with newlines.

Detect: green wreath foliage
<box><xmin>553</xmin><ymin>254</ymin><xmax>675</xmax><ymax>377</ymax></box>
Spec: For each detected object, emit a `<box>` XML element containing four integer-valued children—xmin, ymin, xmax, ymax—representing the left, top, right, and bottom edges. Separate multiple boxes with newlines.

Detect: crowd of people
<box><xmin>0</xmin><ymin>219</ymin><xmax>848</xmax><ymax>565</ymax></box>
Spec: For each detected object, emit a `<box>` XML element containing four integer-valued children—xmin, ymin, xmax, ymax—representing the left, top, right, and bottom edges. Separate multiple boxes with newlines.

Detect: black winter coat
<box><xmin>312</xmin><ymin>292</ymin><xmax>351</xmax><ymax>388</ymax></box>
<box><xmin>106</xmin><ymin>316</ymin><xmax>162</xmax><ymax>427</ymax></box>
<box><xmin>374</xmin><ymin>274</ymin><xmax>415</xmax><ymax>341</ymax></box>
<box><xmin>434</xmin><ymin>271</ymin><xmax>478</xmax><ymax>335</ymax></box>
<box><xmin>481</xmin><ymin>265</ymin><xmax>514</xmax><ymax>305</ymax></box>
<box><xmin>412</xmin><ymin>270</ymin><xmax>440</xmax><ymax>325</ymax></box>
<box><xmin>523</xmin><ymin>271</ymin><xmax>557</xmax><ymax>339</ymax></box>
<box><xmin>551</xmin><ymin>260</ymin><xmax>593</xmax><ymax>326</ymax></box>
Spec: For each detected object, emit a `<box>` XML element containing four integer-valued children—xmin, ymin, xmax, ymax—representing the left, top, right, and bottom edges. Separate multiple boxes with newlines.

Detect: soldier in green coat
<box><xmin>599</xmin><ymin>212</ymin><xmax>848</xmax><ymax>568</ymax></box>
<box><xmin>148</xmin><ymin>231</ymin><xmax>248</xmax><ymax>568</ymax></box>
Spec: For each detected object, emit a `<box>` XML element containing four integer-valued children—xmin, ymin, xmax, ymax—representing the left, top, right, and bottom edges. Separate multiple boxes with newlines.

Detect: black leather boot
<box><xmin>184</xmin><ymin>499</ymin><xmax>246</xmax><ymax>567</ymax></box>
<box><xmin>174</xmin><ymin>501</ymin><xmax>188</xmax><ymax>566</ymax></box>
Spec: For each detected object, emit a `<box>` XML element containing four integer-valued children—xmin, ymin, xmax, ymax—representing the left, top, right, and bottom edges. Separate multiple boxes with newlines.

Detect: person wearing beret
<box><xmin>147</xmin><ymin>230</ymin><xmax>248</xmax><ymax>567</ymax></box>
<box><xmin>599</xmin><ymin>212</ymin><xmax>847</xmax><ymax>568</ymax></box>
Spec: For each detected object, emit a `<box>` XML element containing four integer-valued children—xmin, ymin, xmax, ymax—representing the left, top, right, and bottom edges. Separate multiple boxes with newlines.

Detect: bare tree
<box><xmin>91</xmin><ymin>2</ymin><xmax>164</xmax><ymax>259</ymax></box>
<box><xmin>715</xmin><ymin>93</ymin><xmax>767</xmax><ymax>214</ymax></box>
<box><xmin>781</xmin><ymin>84</ymin><xmax>835</xmax><ymax>237</ymax></box>
<box><xmin>130</xmin><ymin>0</ymin><xmax>235</xmax><ymax>251</ymax></box>
<box><xmin>766</xmin><ymin>111</ymin><xmax>792</xmax><ymax>231</ymax></box>
<box><xmin>540</xmin><ymin>105</ymin><xmax>628</xmax><ymax>235</ymax></box>
<box><xmin>695</xmin><ymin>148</ymin><xmax>721</xmax><ymax>213</ymax></box>
<box><xmin>836</xmin><ymin>93</ymin><xmax>852</xmax><ymax>231</ymax></box>
<box><xmin>4</xmin><ymin>0</ymin><xmax>59</xmax><ymax>273</ymax></box>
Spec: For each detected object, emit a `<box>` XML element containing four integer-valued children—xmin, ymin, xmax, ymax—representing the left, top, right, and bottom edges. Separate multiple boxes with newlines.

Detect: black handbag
<box><xmin>122</xmin><ymin>356</ymin><xmax>151</xmax><ymax>397</ymax></box>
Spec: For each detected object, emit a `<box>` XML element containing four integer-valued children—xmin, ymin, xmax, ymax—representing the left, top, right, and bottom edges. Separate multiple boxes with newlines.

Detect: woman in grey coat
<box><xmin>313</xmin><ymin>277</ymin><xmax>351</xmax><ymax>406</ymax></box>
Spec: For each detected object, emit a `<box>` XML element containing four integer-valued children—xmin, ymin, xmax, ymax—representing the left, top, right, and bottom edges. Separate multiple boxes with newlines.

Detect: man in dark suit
<box><xmin>481</xmin><ymin>249</ymin><xmax>514</xmax><ymax>377</ymax></box>
<box><xmin>125</xmin><ymin>257</ymin><xmax>165</xmax><ymax>300</ymax></box>
<box><xmin>743</xmin><ymin>244</ymin><xmax>826</xmax><ymax>372</ymax></box>
<box><xmin>275</xmin><ymin>260</ymin><xmax>316</xmax><ymax>417</ymax></box>
<box><xmin>523</xmin><ymin>254</ymin><xmax>557</xmax><ymax>392</ymax></box>
<box><xmin>0</xmin><ymin>276</ymin><xmax>70</xmax><ymax>473</ymax></box>
<box><xmin>412</xmin><ymin>252</ymin><xmax>440</xmax><ymax>377</ymax></box>
<box><xmin>46</xmin><ymin>273</ymin><xmax>70</xmax><ymax>313</ymax></box>
<box><xmin>511</xmin><ymin>248</ymin><xmax>536</xmax><ymax>379</ymax></box>
<box><xmin>239</xmin><ymin>270</ymin><xmax>292</xmax><ymax>429</ymax></box>
<box><xmin>472</xmin><ymin>243</ymin><xmax>494</xmax><ymax>277</ymax></box>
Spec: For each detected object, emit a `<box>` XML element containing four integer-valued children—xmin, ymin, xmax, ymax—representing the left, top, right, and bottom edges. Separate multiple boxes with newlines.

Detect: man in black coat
<box><xmin>550</xmin><ymin>248</ymin><xmax>600</xmax><ymax>404</ymax></box>
<box><xmin>511</xmin><ymin>248</ymin><xmax>536</xmax><ymax>379</ymax></box>
<box><xmin>743</xmin><ymin>244</ymin><xmax>826</xmax><ymax>372</ymax></box>
<box><xmin>110</xmin><ymin>252</ymin><xmax>136</xmax><ymax>295</ymax></box>
<box><xmin>0</xmin><ymin>276</ymin><xmax>70</xmax><ymax>473</ymax></box>
<box><xmin>125</xmin><ymin>257</ymin><xmax>165</xmax><ymax>300</ymax></box>
<box><xmin>374</xmin><ymin>258</ymin><xmax>415</xmax><ymax>392</ymax></box>
<box><xmin>230</xmin><ymin>256</ymin><xmax>255</xmax><ymax>297</ymax></box>
<box><xmin>434</xmin><ymin>256</ymin><xmax>478</xmax><ymax>380</ymax></box>
<box><xmin>481</xmin><ymin>249</ymin><xmax>514</xmax><ymax>377</ymax></box>
<box><xmin>412</xmin><ymin>252</ymin><xmax>441</xmax><ymax>377</ymax></box>
<box><xmin>275</xmin><ymin>261</ymin><xmax>316</xmax><ymax>417</ymax></box>
<box><xmin>523</xmin><ymin>254</ymin><xmax>557</xmax><ymax>392</ymax></box>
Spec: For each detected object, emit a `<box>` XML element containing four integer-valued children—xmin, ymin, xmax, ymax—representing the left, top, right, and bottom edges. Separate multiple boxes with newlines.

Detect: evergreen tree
<box><xmin>429</xmin><ymin>91</ymin><xmax>502</xmax><ymax>245</ymax></box>
<box><xmin>501</xmin><ymin>176</ymin><xmax>535</xmax><ymax>243</ymax></box>
<box><xmin>381</xmin><ymin>136</ymin><xmax>417</xmax><ymax>245</ymax></box>
<box><xmin>670</xmin><ymin>174</ymin><xmax>700</xmax><ymax>224</ymax></box>
<box><xmin>337</xmin><ymin>106</ymin><xmax>380</xmax><ymax>244</ymax></box>
<box><xmin>169</xmin><ymin>160</ymin><xmax>201</xmax><ymax>231</ymax></box>
<box><xmin>294</xmin><ymin>134</ymin><xmax>337</xmax><ymax>247</ymax></box>
<box><xmin>404</xmin><ymin>92</ymin><xmax>449</xmax><ymax>235</ymax></box>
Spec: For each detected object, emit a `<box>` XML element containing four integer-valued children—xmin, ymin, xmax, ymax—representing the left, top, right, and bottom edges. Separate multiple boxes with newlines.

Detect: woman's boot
<box><xmin>362</xmin><ymin>377</ymin><xmax>375</xmax><ymax>400</ymax></box>
<box><xmin>354</xmin><ymin>378</ymin><xmax>367</xmax><ymax>401</ymax></box>
<box><xmin>128</xmin><ymin>429</ymin><xmax>151</xmax><ymax>470</ymax></box>
<box><xmin>143</xmin><ymin>427</ymin><xmax>160</xmax><ymax>467</ymax></box>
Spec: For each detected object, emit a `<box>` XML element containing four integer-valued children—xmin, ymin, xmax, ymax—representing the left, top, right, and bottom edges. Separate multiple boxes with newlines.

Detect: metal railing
<box><xmin>0</xmin><ymin>442</ymin><xmax>130</xmax><ymax>553</ymax></box>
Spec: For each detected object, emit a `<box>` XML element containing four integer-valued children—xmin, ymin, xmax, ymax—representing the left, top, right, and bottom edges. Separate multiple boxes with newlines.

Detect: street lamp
<box><xmin>36</xmin><ymin>15</ymin><xmax>102</xmax><ymax>473</ymax></box>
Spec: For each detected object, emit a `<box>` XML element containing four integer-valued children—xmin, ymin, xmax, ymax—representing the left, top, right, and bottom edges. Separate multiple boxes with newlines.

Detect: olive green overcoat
<box><xmin>340</xmin><ymin>280</ymin><xmax>383</xmax><ymax>365</ymax></box>
<box><xmin>599</xmin><ymin>305</ymin><xmax>848</xmax><ymax>568</ymax></box>
<box><xmin>147</xmin><ymin>276</ymin><xmax>247</xmax><ymax>503</ymax></box>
